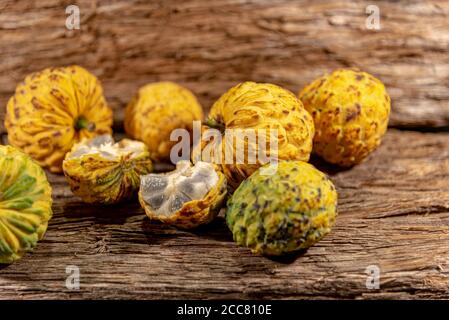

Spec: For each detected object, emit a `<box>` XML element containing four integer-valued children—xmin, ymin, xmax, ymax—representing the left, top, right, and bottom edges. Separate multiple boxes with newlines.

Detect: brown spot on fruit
<box><xmin>38</xmin><ymin>137</ymin><xmax>52</xmax><ymax>147</ymax></box>
<box><xmin>356</xmin><ymin>74</ymin><xmax>364</xmax><ymax>81</ymax></box>
<box><xmin>316</xmin><ymin>78</ymin><xmax>325</xmax><ymax>88</ymax></box>
<box><xmin>51</xmin><ymin>89</ymin><xmax>66</xmax><ymax>106</ymax></box>
<box><xmin>345</xmin><ymin>103</ymin><xmax>361</xmax><ymax>122</ymax></box>
<box><xmin>31</xmin><ymin>97</ymin><xmax>44</xmax><ymax>110</ymax></box>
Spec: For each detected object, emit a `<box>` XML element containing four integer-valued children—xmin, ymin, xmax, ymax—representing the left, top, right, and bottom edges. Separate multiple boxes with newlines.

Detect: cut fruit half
<box><xmin>63</xmin><ymin>135</ymin><xmax>153</xmax><ymax>204</ymax></box>
<box><xmin>67</xmin><ymin>135</ymin><xmax>146</xmax><ymax>161</ymax></box>
<box><xmin>139</xmin><ymin>160</ymin><xmax>227</xmax><ymax>229</ymax></box>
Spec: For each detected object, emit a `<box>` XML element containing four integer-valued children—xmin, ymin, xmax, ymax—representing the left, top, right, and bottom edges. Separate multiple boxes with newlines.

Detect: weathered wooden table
<box><xmin>1</xmin><ymin>0</ymin><xmax>449</xmax><ymax>299</ymax></box>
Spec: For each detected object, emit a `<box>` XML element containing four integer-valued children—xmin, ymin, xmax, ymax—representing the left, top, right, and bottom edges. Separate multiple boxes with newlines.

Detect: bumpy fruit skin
<box><xmin>5</xmin><ymin>65</ymin><xmax>113</xmax><ymax>173</ymax></box>
<box><xmin>125</xmin><ymin>82</ymin><xmax>204</xmax><ymax>162</ymax></box>
<box><xmin>299</xmin><ymin>69</ymin><xmax>390</xmax><ymax>167</ymax></box>
<box><xmin>200</xmin><ymin>82</ymin><xmax>315</xmax><ymax>191</ymax></box>
<box><xmin>139</xmin><ymin>165</ymin><xmax>227</xmax><ymax>229</ymax></box>
<box><xmin>226</xmin><ymin>161</ymin><xmax>337</xmax><ymax>256</ymax></box>
<box><xmin>63</xmin><ymin>136</ymin><xmax>153</xmax><ymax>204</ymax></box>
<box><xmin>0</xmin><ymin>145</ymin><xmax>53</xmax><ymax>264</ymax></box>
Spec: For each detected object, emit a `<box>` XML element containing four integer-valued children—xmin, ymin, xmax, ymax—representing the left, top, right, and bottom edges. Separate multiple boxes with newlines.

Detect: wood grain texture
<box><xmin>1</xmin><ymin>0</ymin><xmax>449</xmax><ymax>133</ymax></box>
<box><xmin>2</xmin><ymin>129</ymin><xmax>449</xmax><ymax>299</ymax></box>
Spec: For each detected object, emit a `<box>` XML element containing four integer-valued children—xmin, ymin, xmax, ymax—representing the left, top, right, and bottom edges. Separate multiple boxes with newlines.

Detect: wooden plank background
<box><xmin>1</xmin><ymin>0</ymin><xmax>449</xmax><ymax>130</ymax></box>
<box><xmin>1</xmin><ymin>0</ymin><xmax>449</xmax><ymax>299</ymax></box>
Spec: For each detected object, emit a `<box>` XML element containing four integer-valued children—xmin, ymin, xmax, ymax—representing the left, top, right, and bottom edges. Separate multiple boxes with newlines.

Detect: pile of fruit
<box><xmin>0</xmin><ymin>66</ymin><xmax>390</xmax><ymax>263</ymax></box>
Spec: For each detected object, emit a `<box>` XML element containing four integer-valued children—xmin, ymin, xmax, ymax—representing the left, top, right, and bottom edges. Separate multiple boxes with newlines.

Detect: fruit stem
<box><xmin>205</xmin><ymin>118</ymin><xmax>225</xmax><ymax>133</ymax></box>
<box><xmin>75</xmin><ymin>117</ymin><xmax>96</xmax><ymax>132</ymax></box>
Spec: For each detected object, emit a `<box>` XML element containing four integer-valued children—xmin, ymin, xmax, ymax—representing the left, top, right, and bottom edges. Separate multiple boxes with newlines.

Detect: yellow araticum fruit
<box><xmin>299</xmin><ymin>69</ymin><xmax>391</xmax><ymax>167</ymax></box>
<box><xmin>139</xmin><ymin>161</ymin><xmax>227</xmax><ymax>229</ymax></box>
<box><xmin>63</xmin><ymin>135</ymin><xmax>153</xmax><ymax>204</ymax></box>
<box><xmin>125</xmin><ymin>82</ymin><xmax>204</xmax><ymax>162</ymax></box>
<box><xmin>5</xmin><ymin>65</ymin><xmax>113</xmax><ymax>173</ymax></box>
<box><xmin>198</xmin><ymin>82</ymin><xmax>314</xmax><ymax>191</ymax></box>
<box><xmin>226</xmin><ymin>161</ymin><xmax>337</xmax><ymax>256</ymax></box>
<box><xmin>0</xmin><ymin>145</ymin><xmax>53</xmax><ymax>264</ymax></box>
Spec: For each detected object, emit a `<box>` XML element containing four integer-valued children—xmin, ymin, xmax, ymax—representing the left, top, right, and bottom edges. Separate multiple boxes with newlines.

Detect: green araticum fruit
<box><xmin>0</xmin><ymin>145</ymin><xmax>53</xmax><ymax>264</ymax></box>
<box><xmin>226</xmin><ymin>161</ymin><xmax>337</xmax><ymax>255</ymax></box>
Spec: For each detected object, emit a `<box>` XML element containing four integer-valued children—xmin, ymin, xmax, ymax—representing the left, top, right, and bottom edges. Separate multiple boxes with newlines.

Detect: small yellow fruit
<box><xmin>125</xmin><ymin>82</ymin><xmax>204</xmax><ymax>162</ymax></box>
<box><xmin>0</xmin><ymin>145</ymin><xmax>53</xmax><ymax>264</ymax></box>
<box><xmin>139</xmin><ymin>161</ymin><xmax>227</xmax><ymax>229</ymax></box>
<box><xmin>63</xmin><ymin>135</ymin><xmax>153</xmax><ymax>204</ymax></box>
<box><xmin>197</xmin><ymin>82</ymin><xmax>315</xmax><ymax>190</ymax></box>
<box><xmin>299</xmin><ymin>69</ymin><xmax>390</xmax><ymax>167</ymax></box>
<box><xmin>5</xmin><ymin>66</ymin><xmax>113</xmax><ymax>173</ymax></box>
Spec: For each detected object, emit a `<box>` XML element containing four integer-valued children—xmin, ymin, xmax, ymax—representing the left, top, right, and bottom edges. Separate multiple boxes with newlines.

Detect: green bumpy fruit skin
<box><xmin>299</xmin><ymin>68</ymin><xmax>390</xmax><ymax>167</ymax></box>
<box><xmin>0</xmin><ymin>145</ymin><xmax>53</xmax><ymax>264</ymax></box>
<box><xmin>226</xmin><ymin>161</ymin><xmax>337</xmax><ymax>256</ymax></box>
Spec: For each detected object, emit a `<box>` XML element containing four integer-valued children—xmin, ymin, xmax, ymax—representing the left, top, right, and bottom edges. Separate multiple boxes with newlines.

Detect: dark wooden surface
<box><xmin>2</xmin><ymin>0</ymin><xmax>449</xmax><ymax>300</ymax></box>
<box><xmin>2</xmin><ymin>130</ymin><xmax>449</xmax><ymax>299</ymax></box>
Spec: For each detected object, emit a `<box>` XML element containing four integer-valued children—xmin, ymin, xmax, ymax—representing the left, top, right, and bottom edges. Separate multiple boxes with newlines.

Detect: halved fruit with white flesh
<box><xmin>63</xmin><ymin>135</ymin><xmax>153</xmax><ymax>204</ymax></box>
<box><xmin>139</xmin><ymin>160</ymin><xmax>227</xmax><ymax>229</ymax></box>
